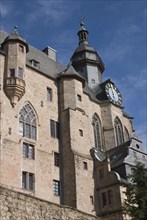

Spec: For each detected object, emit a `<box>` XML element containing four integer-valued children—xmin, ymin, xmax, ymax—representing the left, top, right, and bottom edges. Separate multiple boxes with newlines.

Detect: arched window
<box><xmin>92</xmin><ymin>114</ymin><xmax>103</xmax><ymax>151</ymax></box>
<box><xmin>114</xmin><ymin>117</ymin><xmax>124</xmax><ymax>146</ymax></box>
<box><xmin>124</xmin><ymin>126</ymin><xmax>130</xmax><ymax>141</ymax></box>
<box><xmin>19</xmin><ymin>103</ymin><xmax>36</xmax><ymax>140</ymax></box>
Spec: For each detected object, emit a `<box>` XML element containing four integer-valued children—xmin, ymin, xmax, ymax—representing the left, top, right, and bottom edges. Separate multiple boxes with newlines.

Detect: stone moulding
<box><xmin>4</xmin><ymin>77</ymin><xmax>25</xmax><ymax>107</ymax></box>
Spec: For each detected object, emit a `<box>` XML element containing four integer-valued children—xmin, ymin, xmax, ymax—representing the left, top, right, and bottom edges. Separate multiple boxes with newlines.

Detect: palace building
<box><xmin>0</xmin><ymin>22</ymin><xmax>146</xmax><ymax>220</ymax></box>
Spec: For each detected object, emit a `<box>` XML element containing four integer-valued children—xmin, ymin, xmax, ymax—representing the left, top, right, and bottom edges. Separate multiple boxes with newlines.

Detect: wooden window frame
<box><xmin>23</xmin><ymin>142</ymin><xmax>35</xmax><ymax>160</ymax></box>
<box><xmin>54</xmin><ymin>152</ymin><xmax>60</xmax><ymax>167</ymax></box>
<box><xmin>22</xmin><ymin>171</ymin><xmax>34</xmax><ymax>191</ymax></box>
<box><xmin>50</xmin><ymin>119</ymin><xmax>59</xmax><ymax>139</ymax></box>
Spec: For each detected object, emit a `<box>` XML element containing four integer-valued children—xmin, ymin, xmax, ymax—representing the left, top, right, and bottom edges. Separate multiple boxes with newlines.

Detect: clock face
<box><xmin>105</xmin><ymin>83</ymin><xmax>122</xmax><ymax>106</ymax></box>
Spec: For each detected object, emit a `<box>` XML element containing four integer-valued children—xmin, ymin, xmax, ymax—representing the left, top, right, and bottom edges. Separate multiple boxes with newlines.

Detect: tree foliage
<box><xmin>123</xmin><ymin>162</ymin><xmax>147</xmax><ymax>220</ymax></box>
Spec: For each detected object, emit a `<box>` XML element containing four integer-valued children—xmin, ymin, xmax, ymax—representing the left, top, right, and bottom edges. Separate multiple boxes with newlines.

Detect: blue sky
<box><xmin>0</xmin><ymin>0</ymin><xmax>147</xmax><ymax>151</ymax></box>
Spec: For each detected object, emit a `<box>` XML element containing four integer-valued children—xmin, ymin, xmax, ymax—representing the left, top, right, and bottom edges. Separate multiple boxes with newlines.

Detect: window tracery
<box><xmin>114</xmin><ymin>117</ymin><xmax>124</xmax><ymax>146</ymax></box>
<box><xmin>19</xmin><ymin>103</ymin><xmax>36</xmax><ymax>140</ymax></box>
<box><xmin>92</xmin><ymin>114</ymin><xmax>103</xmax><ymax>151</ymax></box>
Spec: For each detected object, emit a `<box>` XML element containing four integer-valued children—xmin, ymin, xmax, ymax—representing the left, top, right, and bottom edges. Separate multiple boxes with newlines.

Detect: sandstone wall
<box><xmin>0</xmin><ymin>186</ymin><xmax>100</xmax><ymax>220</ymax></box>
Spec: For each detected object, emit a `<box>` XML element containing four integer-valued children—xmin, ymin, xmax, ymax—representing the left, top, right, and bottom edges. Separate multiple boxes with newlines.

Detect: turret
<box><xmin>2</xmin><ymin>27</ymin><xmax>29</xmax><ymax>107</ymax></box>
<box><xmin>70</xmin><ymin>20</ymin><xmax>105</xmax><ymax>92</ymax></box>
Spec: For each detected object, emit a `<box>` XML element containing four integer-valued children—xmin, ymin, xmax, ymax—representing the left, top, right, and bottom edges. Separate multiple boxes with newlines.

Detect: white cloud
<box><xmin>0</xmin><ymin>2</ymin><xmax>9</xmax><ymax>17</ymax></box>
<box><xmin>102</xmin><ymin>20</ymin><xmax>142</xmax><ymax>63</ymax></box>
<box><xmin>27</xmin><ymin>0</ymin><xmax>77</xmax><ymax>26</ymax></box>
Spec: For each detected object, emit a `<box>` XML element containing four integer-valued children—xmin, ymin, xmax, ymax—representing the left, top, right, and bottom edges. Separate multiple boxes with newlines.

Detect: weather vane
<box><xmin>80</xmin><ymin>17</ymin><xmax>86</xmax><ymax>30</ymax></box>
<box><xmin>14</xmin><ymin>26</ymin><xmax>18</xmax><ymax>34</ymax></box>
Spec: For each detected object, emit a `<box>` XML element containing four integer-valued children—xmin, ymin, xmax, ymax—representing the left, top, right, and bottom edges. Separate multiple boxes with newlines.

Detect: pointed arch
<box><xmin>19</xmin><ymin>103</ymin><xmax>37</xmax><ymax>140</ymax></box>
<box><xmin>124</xmin><ymin>126</ymin><xmax>130</xmax><ymax>141</ymax></box>
<box><xmin>92</xmin><ymin>113</ymin><xmax>103</xmax><ymax>151</ymax></box>
<box><xmin>114</xmin><ymin>117</ymin><xmax>124</xmax><ymax>146</ymax></box>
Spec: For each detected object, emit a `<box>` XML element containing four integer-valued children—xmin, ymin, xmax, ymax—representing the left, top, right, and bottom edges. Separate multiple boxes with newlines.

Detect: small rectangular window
<box><xmin>50</xmin><ymin>120</ymin><xmax>59</xmax><ymax>139</ymax></box>
<box><xmin>22</xmin><ymin>172</ymin><xmax>34</xmax><ymax>191</ymax></box>
<box><xmin>99</xmin><ymin>169</ymin><xmax>104</xmax><ymax>179</ymax></box>
<box><xmin>22</xmin><ymin>172</ymin><xmax>27</xmax><ymax>189</ymax></box>
<box><xmin>18</xmin><ymin>67</ymin><xmax>23</xmax><ymax>79</ymax></box>
<box><xmin>102</xmin><ymin>192</ymin><xmax>107</xmax><ymax>206</ymax></box>
<box><xmin>23</xmin><ymin>142</ymin><xmax>35</xmax><ymax>160</ymax></box>
<box><xmin>19</xmin><ymin>44</ymin><xmax>24</xmax><ymax>52</ymax></box>
<box><xmin>31</xmin><ymin>60</ymin><xmax>39</xmax><ymax>68</ymax></box>
<box><xmin>29</xmin><ymin>173</ymin><xmax>34</xmax><ymax>190</ymax></box>
<box><xmin>90</xmin><ymin>195</ymin><xmax>94</xmax><ymax>205</ymax></box>
<box><xmin>50</xmin><ymin>119</ymin><xmax>55</xmax><ymax>137</ymax></box>
<box><xmin>54</xmin><ymin>152</ymin><xmax>60</xmax><ymax>167</ymax></box>
<box><xmin>47</xmin><ymin>88</ymin><xmax>52</xmax><ymax>101</ymax></box>
<box><xmin>79</xmin><ymin>129</ymin><xmax>83</xmax><ymax>137</ymax></box>
<box><xmin>10</xmin><ymin>69</ymin><xmax>15</xmax><ymax>78</ymax></box>
<box><xmin>108</xmin><ymin>190</ymin><xmax>113</xmax><ymax>204</ymax></box>
<box><xmin>53</xmin><ymin>180</ymin><xmax>60</xmax><ymax>196</ymax></box>
<box><xmin>77</xmin><ymin>94</ymin><xmax>82</xmax><ymax>101</ymax></box>
<box><xmin>83</xmin><ymin>161</ymin><xmax>88</xmax><ymax>170</ymax></box>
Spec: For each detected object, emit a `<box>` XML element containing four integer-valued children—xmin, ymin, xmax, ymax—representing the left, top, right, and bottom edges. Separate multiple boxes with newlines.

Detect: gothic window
<box><xmin>19</xmin><ymin>104</ymin><xmax>36</xmax><ymax>140</ymax></box>
<box><xmin>124</xmin><ymin>126</ymin><xmax>130</xmax><ymax>141</ymax></box>
<box><xmin>114</xmin><ymin>117</ymin><xmax>124</xmax><ymax>146</ymax></box>
<box><xmin>92</xmin><ymin>114</ymin><xmax>102</xmax><ymax>151</ymax></box>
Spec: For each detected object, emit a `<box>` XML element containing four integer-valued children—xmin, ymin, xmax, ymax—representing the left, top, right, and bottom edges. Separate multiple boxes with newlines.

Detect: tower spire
<box><xmin>77</xmin><ymin>17</ymin><xmax>89</xmax><ymax>45</ymax></box>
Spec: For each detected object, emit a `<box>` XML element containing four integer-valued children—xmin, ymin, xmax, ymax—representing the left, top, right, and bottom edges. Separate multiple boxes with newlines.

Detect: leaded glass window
<box><xmin>114</xmin><ymin>117</ymin><xmax>124</xmax><ymax>146</ymax></box>
<box><xmin>92</xmin><ymin>114</ymin><xmax>103</xmax><ymax>151</ymax></box>
<box><xmin>19</xmin><ymin>104</ymin><xmax>37</xmax><ymax>140</ymax></box>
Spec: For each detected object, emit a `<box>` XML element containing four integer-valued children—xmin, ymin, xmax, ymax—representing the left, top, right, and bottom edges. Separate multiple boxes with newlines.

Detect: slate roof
<box><xmin>106</xmin><ymin>132</ymin><xmax>147</xmax><ymax>169</ymax></box>
<box><xmin>0</xmin><ymin>29</ymin><xmax>134</xmax><ymax>119</ymax></box>
<box><xmin>26</xmin><ymin>45</ymin><xmax>65</xmax><ymax>79</ymax></box>
<box><xmin>106</xmin><ymin>141</ymin><xmax>130</xmax><ymax>167</ymax></box>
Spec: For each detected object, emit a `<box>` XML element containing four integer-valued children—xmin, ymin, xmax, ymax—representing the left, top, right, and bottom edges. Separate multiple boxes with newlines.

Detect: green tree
<box><xmin>123</xmin><ymin>162</ymin><xmax>147</xmax><ymax>220</ymax></box>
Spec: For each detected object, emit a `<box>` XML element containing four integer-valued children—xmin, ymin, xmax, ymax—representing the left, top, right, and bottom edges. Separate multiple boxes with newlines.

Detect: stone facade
<box><xmin>0</xmin><ymin>186</ymin><xmax>99</xmax><ymax>220</ymax></box>
<box><xmin>0</xmin><ymin>24</ymin><xmax>146</xmax><ymax>220</ymax></box>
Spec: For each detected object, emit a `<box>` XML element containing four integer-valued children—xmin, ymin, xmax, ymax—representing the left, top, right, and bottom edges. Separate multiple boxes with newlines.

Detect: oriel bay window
<box><xmin>19</xmin><ymin>104</ymin><xmax>37</xmax><ymax>140</ymax></box>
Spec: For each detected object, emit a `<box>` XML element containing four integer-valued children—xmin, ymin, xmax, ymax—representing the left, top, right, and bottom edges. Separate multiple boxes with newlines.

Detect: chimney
<box><xmin>42</xmin><ymin>46</ymin><xmax>57</xmax><ymax>61</ymax></box>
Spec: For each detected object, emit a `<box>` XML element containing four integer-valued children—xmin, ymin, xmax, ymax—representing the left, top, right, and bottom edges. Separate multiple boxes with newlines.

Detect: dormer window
<box><xmin>31</xmin><ymin>60</ymin><xmax>40</xmax><ymax>68</ymax></box>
